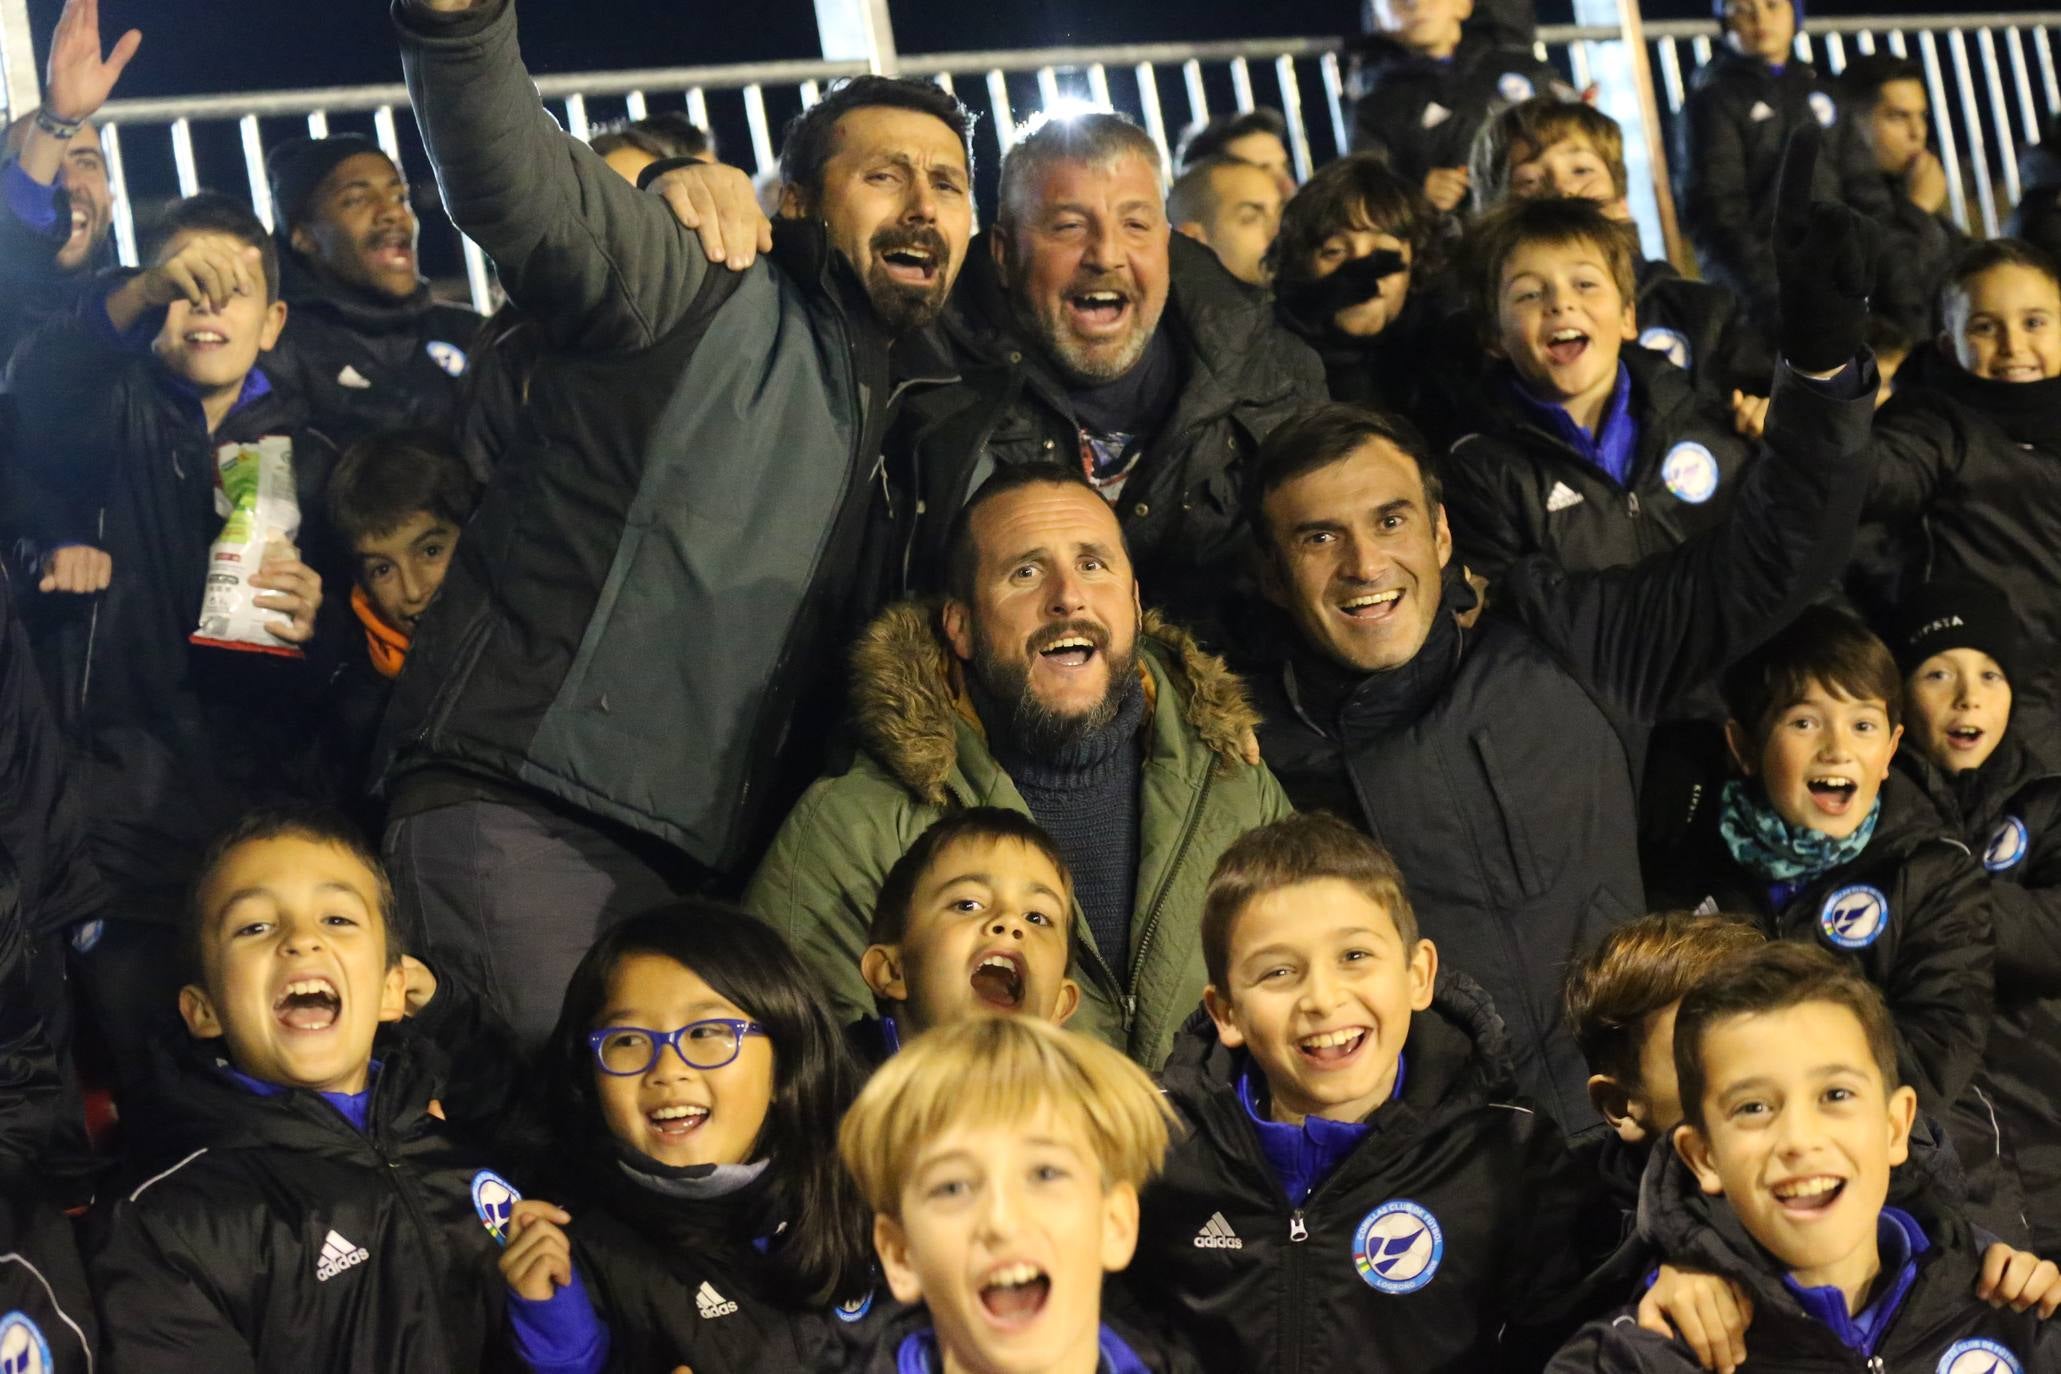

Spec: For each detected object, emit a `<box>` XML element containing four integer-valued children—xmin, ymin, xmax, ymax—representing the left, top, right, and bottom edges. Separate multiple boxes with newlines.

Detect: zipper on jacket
<box><xmin>1283</xmin><ymin>1208</ymin><xmax>1308</xmax><ymax>1374</ymax></box>
<box><xmin>1627</xmin><ymin>491</ymin><xmax>1641</xmax><ymax>517</ymax></box>
<box><xmin>1123</xmin><ymin>766</ymin><xmax>1217</xmax><ymax>1033</ymax></box>
<box><xmin>1288</xmin><ymin>1209</ymin><xmax>1308</xmax><ymax>1242</ymax></box>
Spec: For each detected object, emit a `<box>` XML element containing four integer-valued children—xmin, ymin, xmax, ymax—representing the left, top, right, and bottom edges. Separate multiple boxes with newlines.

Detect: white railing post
<box><xmin>0</xmin><ymin>0</ymin><xmax>36</xmax><ymax>122</ymax></box>
<box><xmin>1571</xmin><ymin>0</ymin><xmax>1687</xmax><ymax>269</ymax></box>
<box><xmin>815</xmin><ymin>0</ymin><xmax>900</xmax><ymax>75</ymax></box>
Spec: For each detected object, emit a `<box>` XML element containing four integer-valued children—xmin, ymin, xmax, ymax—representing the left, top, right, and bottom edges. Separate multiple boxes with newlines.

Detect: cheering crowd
<box><xmin>2</xmin><ymin>0</ymin><xmax>2061</xmax><ymax>1366</ymax></box>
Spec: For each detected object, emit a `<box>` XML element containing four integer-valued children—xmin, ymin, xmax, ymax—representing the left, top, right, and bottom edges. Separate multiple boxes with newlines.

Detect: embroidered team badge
<box><xmin>470</xmin><ymin>1170</ymin><xmax>521</xmax><ymax>1244</ymax></box>
<box><xmin>833</xmin><ymin>1290</ymin><xmax>875</xmax><ymax>1323</ymax></box>
<box><xmin>425</xmin><ymin>340</ymin><xmax>469</xmax><ymax>377</ymax></box>
<box><xmin>1661</xmin><ymin>441</ymin><xmax>1721</xmax><ymax>504</ymax></box>
<box><xmin>69</xmin><ymin>919</ymin><xmax>104</xmax><ymax>954</ymax></box>
<box><xmin>1352</xmin><ymin>1200</ymin><xmax>1443</xmax><ymax>1294</ymax></box>
<box><xmin>0</xmin><ymin>1311</ymin><xmax>52</xmax><ymax>1374</ymax></box>
<box><xmin>1497</xmin><ymin>72</ymin><xmax>1536</xmax><ymax>102</ymax></box>
<box><xmin>1984</xmin><ymin>816</ymin><xmax>2030</xmax><ymax>873</ymax></box>
<box><xmin>1820</xmin><ymin>884</ymin><xmax>1890</xmax><ymax>950</ymax></box>
<box><xmin>1937</xmin><ymin>1338</ymin><xmax>2024</xmax><ymax>1373</ymax></box>
<box><xmin>1637</xmin><ymin>325</ymin><xmax>1693</xmax><ymax>372</ymax></box>
<box><xmin>1809</xmin><ymin>90</ymin><xmax>1838</xmax><ymax>127</ymax></box>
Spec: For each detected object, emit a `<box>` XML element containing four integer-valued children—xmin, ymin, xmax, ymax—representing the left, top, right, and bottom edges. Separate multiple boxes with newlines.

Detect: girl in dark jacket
<box><xmin>498</xmin><ymin>902</ymin><xmax>889</xmax><ymax>1374</ymax></box>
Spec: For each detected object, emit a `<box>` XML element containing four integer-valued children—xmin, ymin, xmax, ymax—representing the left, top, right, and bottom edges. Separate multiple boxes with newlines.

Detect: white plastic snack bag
<box><xmin>191</xmin><ymin>435</ymin><xmax>303</xmax><ymax>658</ymax></box>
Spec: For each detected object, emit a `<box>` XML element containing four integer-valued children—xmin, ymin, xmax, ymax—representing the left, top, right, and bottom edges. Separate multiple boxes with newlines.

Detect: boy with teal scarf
<box><xmin>1648</xmin><ymin>604</ymin><xmax>2025</xmax><ymax>1240</ymax></box>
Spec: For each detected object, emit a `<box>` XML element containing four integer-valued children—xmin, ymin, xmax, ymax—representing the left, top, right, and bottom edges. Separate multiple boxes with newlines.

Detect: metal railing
<box><xmin>58</xmin><ymin>11</ymin><xmax>2061</xmax><ymax>311</ymax></box>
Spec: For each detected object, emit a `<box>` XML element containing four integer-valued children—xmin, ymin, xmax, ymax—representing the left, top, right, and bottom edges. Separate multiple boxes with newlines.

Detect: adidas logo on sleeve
<box><xmin>315</xmin><ymin>1229</ymin><xmax>371</xmax><ymax>1282</ymax></box>
<box><xmin>1194</xmin><ymin>1211</ymin><xmax>1245</xmax><ymax>1249</ymax></box>
<box><xmin>696</xmin><ymin>1281</ymin><xmax>740</xmax><ymax>1318</ymax></box>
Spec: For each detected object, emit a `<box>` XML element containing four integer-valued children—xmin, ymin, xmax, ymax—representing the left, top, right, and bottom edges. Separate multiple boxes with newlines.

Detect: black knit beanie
<box><xmin>1891</xmin><ymin>580</ymin><xmax>2020</xmax><ymax>685</ymax></box>
<box><xmin>265</xmin><ymin>133</ymin><xmax>383</xmax><ymax>237</ymax></box>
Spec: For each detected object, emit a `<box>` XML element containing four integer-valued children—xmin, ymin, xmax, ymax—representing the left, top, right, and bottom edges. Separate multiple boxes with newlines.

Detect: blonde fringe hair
<box><xmin>838</xmin><ymin>1016</ymin><xmax>1176</xmax><ymax>1217</ymax></box>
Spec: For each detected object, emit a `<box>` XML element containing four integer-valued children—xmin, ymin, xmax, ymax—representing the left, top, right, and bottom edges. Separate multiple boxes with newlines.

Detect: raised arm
<box><xmin>392</xmin><ymin>0</ymin><xmax>720</xmax><ymax>351</ymax></box>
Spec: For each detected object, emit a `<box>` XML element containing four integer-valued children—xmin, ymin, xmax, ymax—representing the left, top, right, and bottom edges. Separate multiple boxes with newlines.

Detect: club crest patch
<box><xmin>0</xmin><ymin>1311</ymin><xmax>52</xmax><ymax>1374</ymax></box>
<box><xmin>1937</xmin><ymin>1338</ymin><xmax>2023</xmax><ymax>1373</ymax></box>
<box><xmin>1820</xmin><ymin>884</ymin><xmax>1890</xmax><ymax>949</ymax></box>
<box><xmin>1984</xmin><ymin>816</ymin><xmax>2030</xmax><ymax>873</ymax></box>
<box><xmin>1352</xmin><ymin>1200</ymin><xmax>1443</xmax><ymax>1293</ymax></box>
<box><xmin>470</xmin><ymin>1170</ymin><xmax>521</xmax><ymax>1244</ymax></box>
<box><xmin>68</xmin><ymin>919</ymin><xmax>104</xmax><ymax>954</ymax></box>
<box><xmin>1498</xmin><ymin>72</ymin><xmax>1536</xmax><ymax>102</ymax></box>
<box><xmin>1810</xmin><ymin>90</ymin><xmax>1837</xmax><ymax>126</ymax></box>
<box><xmin>1637</xmin><ymin>325</ymin><xmax>1693</xmax><ymax>371</ymax></box>
<box><xmin>425</xmin><ymin>340</ymin><xmax>469</xmax><ymax>377</ymax></box>
<box><xmin>833</xmin><ymin>1290</ymin><xmax>875</xmax><ymax>1323</ymax></box>
<box><xmin>1661</xmin><ymin>441</ymin><xmax>1721</xmax><ymax>504</ymax></box>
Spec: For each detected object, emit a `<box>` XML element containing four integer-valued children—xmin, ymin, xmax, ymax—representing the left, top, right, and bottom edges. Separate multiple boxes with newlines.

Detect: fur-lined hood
<box><xmin>849</xmin><ymin>600</ymin><xmax>1260</xmax><ymax>805</ymax></box>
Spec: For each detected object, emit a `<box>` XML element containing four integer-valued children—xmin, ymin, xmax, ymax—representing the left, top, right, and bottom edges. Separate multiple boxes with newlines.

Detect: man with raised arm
<box><xmin>381</xmin><ymin>0</ymin><xmax>976</xmax><ymax>1043</ymax></box>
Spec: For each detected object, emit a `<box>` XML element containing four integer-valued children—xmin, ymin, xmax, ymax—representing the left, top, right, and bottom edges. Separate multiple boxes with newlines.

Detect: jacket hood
<box><xmin>849</xmin><ymin>600</ymin><xmax>1259</xmax><ymax>804</ymax></box>
<box><xmin>278</xmin><ymin>247</ymin><xmax>439</xmax><ymax>332</ymax></box>
<box><xmin>1899</xmin><ymin>354</ymin><xmax>2061</xmax><ymax>452</ymax></box>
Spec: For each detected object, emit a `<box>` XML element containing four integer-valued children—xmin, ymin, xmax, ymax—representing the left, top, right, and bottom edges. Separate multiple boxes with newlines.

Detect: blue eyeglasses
<box><xmin>587</xmin><ymin>1019</ymin><xmax>769</xmax><ymax>1076</ymax></box>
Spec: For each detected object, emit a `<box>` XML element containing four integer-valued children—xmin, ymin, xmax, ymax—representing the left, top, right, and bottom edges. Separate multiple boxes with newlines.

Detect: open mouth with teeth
<box><xmin>1066</xmin><ymin>288</ymin><xmax>1132</xmax><ymax>337</ymax></box>
<box><xmin>1769</xmin><ymin>1174</ymin><xmax>1845</xmax><ymax>1214</ymax></box>
<box><xmin>879</xmin><ymin>245</ymin><xmax>939</xmax><ymax>284</ymax></box>
<box><xmin>1297</xmin><ymin>1026</ymin><xmax>1369</xmax><ymax>1066</ymax></box>
<box><xmin>366</xmin><ymin>230</ymin><xmax>415</xmax><ymax>271</ymax></box>
<box><xmin>646</xmin><ymin>1102</ymin><xmax>711</xmax><ymax>1141</ymax></box>
<box><xmin>184</xmin><ymin>328</ymin><xmax>231</xmax><ymax>350</ymax></box>
<box><xmin>1945</xmin><ymin>724</ymin><xmax>1988</xmax><ymax>752</ymax></box>
<box><xmin>1804</xmin><ymin>775</ymin><xmax>1859</xmax><ymax>816</ymax></box>
<box><xmin>1033</xmin><ymin>632</ymin><xmax>1100</xmax><ymax>671</ymax></box>
<box><xmin>1337</xmin><ymin>589</ymin><xmax>1403</xmax><ymax>623</ymax></box>
<box><xmin>274</xmin><ymin>976</ymin><xmax>342</xmax><ymax>1032</ymax></box>
<box><xmin>979</xmin><ymin>1262</ymin><xmax>1051</xmax><ymax>1326</ymax></box>
<box><xmin>1990</xmin><ymin>361</ymin><xmax>2045</xmax><ymax>382</ymax></box>
<box><xmin>1543</xmin><ymin>327</ymin><xmax>1590</xmax><ymax>367</ymax></box>
<box><xmin>969</xmin><ymin>950</ymin><xmax>1027</xmax><ymax>1010</ymax></box>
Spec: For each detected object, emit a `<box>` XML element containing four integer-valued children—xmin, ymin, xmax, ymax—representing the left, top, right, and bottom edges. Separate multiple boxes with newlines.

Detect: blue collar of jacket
<box><xmin>1782</xmin><ymin>1206</ymin><xmax>1928</xmax><ymax>1355</ymax></box>
<box><xmin>164</xmin><ymin>365</ymin><xmax>273</xmax><ymax>426</ymax></box>
<box><xmin>1506</xmin><ymin>360</ymin><xmax>1637</xmax><ymax>487</ymax></box>
<box><xmin>217</xmin><ymin>1056</ymin><xmax>378</xmax><ymax>1132</ymax></box>
<box><xmin>896</xmin><ymin>1323</ymin><xmax>1152</xmax><ymax>1374</ymax></box>
<box><xmin>1236</xmin><ymin>1050</ymin><xmax>1403</xmax><ymax>1204</ymax></box>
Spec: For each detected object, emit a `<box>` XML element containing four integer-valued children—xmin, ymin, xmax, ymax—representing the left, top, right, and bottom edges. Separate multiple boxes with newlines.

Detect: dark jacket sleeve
<box><xmin>91</xmin><ymin>1202</ymin><xmax>262</xmax><ymax>1374</ymax></box>
<box><xmin>1496</xmin><ymin>1110</ymin><xmax>1594</xmax><ymax>1366</ymax></box>
<box><xmin>0</xmin><ymin>853</ymin><xmax>62</xmax><ymax>1179</ymax></box>
<box><xmin>1863</xmin><ymin>398</ymin><xmax>1958</xmax><ymax>527</ymax></box>
<box><xmin>1886</xmin><ymin>843</ymin><xmax>1995</xmax><ymax>1112</ymax></box>
<box><xmin>1498</xmin><ymin>359</ymin><xmax>1876</xmax><ymax>726</ymax></box>
<box><xmin>0</xmin><ymin>566</ymin><xmax>104</xmax><ymax>936</ymax></box>
<box><xmin>1545</xmin><ymin>1315</ymin><xmax>1699</xmax><ymax>1374</ymax></box>
<box><xmin>6</xmin><ymin>292</ymin><xmax>151</xmax><ymax>549</ymax></box>
<box><xmin>393</xmin><ymin>0</ymin><xmax>721</xmax><ymax>354</ymax></box>
<box><xmin>1440</xmin><ymin>434</ymin><xmax>1533</xmax><ymax>582</ymax></box>
<box><xmin>1678</xmin><ymin>86</ymin><xmax>1775</xmax><ymax>317</ymax></box>
<box><xmin>1994</xmin><ymin>807</ymin><xmax>2061</xmax><ymax>995</ymax></box>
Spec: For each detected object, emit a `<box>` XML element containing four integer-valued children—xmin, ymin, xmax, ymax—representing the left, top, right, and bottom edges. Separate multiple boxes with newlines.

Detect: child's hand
<box><xmin>497</xmin><ymin>1200</ymin><xmax>575</xmax><ymax>1302</ymax></box>
<box><xmin>1637</xmin><ymin>1264</ymin><xmax>1754</xmax><ymax>1373</ymax></box>
<box><xmin>38</xmin><ymin>543</ymin><xmax>111</xmax><ymax>594</ymax></box>
<box><xmin>139</xmin><ymin>232</ymin><xmax>263</xmax><ymax>313</ymax></box>
<box><xmin>250</xmin><ymin>543</ymin><xmax>322</xmax><ymax>645</ymax></box>
<box><xmin>1978</xmin><ymin>1241</ymin><xmax>2061</xmax><ymax>1318</ymax></box>
<box><xmin>1422</xmin><ymin>166</ymin><xmax>1470</xmax><ymax>213</ymax></box>
<box><xmin>1729</xmin><ymin>389</ymin><xmax>1770</xmax><ymax>442</ymax></box>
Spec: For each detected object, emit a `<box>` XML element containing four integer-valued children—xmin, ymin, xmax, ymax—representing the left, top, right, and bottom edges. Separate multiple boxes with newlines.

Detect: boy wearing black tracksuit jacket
<box><xmin>1118</xmin><ymin>816</ymin><xmax>1585</xmax><ymax>1373</ymax></box>
<box><xmin>1890</xmin><ymin>583</ymin><xmax>2061</xmax><ymax>1253</ymax></box>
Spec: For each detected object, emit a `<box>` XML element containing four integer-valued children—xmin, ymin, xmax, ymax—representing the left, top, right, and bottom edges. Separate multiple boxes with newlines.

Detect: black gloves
<box><xmin>1772</xmin><ymin>124</ymin><xmax>1882</xmax><ymax>374</ymax></box>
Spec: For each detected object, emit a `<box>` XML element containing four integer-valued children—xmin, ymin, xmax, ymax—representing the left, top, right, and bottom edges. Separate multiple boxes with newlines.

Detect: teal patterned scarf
<box><xmin>1718</xmin><ymin>779</ymin><xmax>1881</xmax><ymax>882</ymax></box>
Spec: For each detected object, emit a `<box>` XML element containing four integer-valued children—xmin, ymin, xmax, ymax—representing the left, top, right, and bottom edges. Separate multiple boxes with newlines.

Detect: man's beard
<box><xmin>863</xmin><ymin>223</ymin><xmax>952</xmax><ymax>334</ymax></box>
<box><xmin>971</xmin><ymin>617</ymin><xmax>1140</xmax><ymax>759</ymax></box>
<box><xmin>1024</xmin><ymin>270</ymin><xmax>1159</xmax><ymax>384</ymax></box>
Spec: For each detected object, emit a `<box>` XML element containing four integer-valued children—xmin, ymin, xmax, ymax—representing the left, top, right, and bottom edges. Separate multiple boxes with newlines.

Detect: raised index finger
<box><xmin>1774</xmin><ymin>123</ymin><xmax>1822</xmax><ymax>240</ymax></box>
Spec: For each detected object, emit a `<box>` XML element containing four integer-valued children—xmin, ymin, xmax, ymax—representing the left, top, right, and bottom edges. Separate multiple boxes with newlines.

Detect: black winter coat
<box><xmin>1248</xmin><ymin>360</ymin><xmax>1877</xmax><ymax>1126</ymax></box>
<box><xmin>0</xmin><ymin>1193</ymin><xmax>95</xmax><ymax>1374</ymax></box>
<box><xmin>1674</xmin><ymin>49</ymin><xmax>1849</xmax><ymax>326</ymax></box>
<box><xmin>1860</xmin><ymin>364</ymin><xmax>2061</xmax><ymax>757</ymax></box>
<box><xmin>1443</xmin><ymin>346</ymin><xmax>1758</xmax><ymax>580</ymax></box>
<box><xmin>7</xmin><ymin>297</ymin><xmax>343</xmax><ymax>924</ymax></box>
<box><xmin>832</xmin><ymin>1308</ymin><xmax>1202</xmax><ymax>1374</ymax></box>
<box><xmin>1346</xmin><ymin>30</ymin><xmax>1568</xmax><ymax>191</ymax></box>
<box><xmin>87</xmin><ymin>1042</ymin><xmax>518</xmax><ymax>1374</ymax></box>
<box><xmin>1633</xmin><ymin>256</ymin><xmax>1775</xmax><ymax>400</ymax></box>
<box><xmin>1842</xmin><ymin>169</ymin><xmax>1966</xmax><ymax>339</ymax></box>
<box><xmin>264</xmin><ymin>251</ymin><xmax>482</xmax><ymax>450</ymax></box>
<box><xmin>1548</xmin><ymin>1122</ymin><xmax>2061</xmax><ymax>1372</ymax></box>
<box><xmin>1120</xmin><ymin>977</ymin><xmax>1584</xmax><ymax>1374</ymax></box>
<box><xmin>0</xmin><ymin>565</ymin><xmax>102</xmax><ymax>938</ymax></box>
<box><xmin>1905</xmin><ymin>737</ymin><xmax>2061</xmax><ymax>1252</ymax></box>
<box><xmin>902</xmin><ymin>233</ymin><xmax>1324</xmax><ymax>624</ymax></box>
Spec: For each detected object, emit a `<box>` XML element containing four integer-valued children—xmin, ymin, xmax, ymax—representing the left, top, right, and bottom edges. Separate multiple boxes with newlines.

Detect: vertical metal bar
<box><xmin>1980</xmin><ymin>29</ymin><xmax>2022</xmax><ymax>205</ymax></box>
<box><xmin>987</xmin><ymin>70</ymin><xmax>1017</xmax><ymax>155</ymax></box>
<box><xmin>1659</xmin><ymin>39</ymin><xmax>1687</xmax><ymax>114</ymax></box>
<box><xmin>625</xmin><ymin>90</ymin><xmax>649</xmax><ymax>122</ymax></box>
<box><xmin>1794</xmin><ymin>32</ymin><xmax>1813</xmax><ymax>65</ymax></box>
<box><xmin>100</xmin><ymin>121</ymin><xmax>137</xmax><ymax>267</ymax></box>
<box><xmin>1320</xmin><ymin>51</ymin><xmax>1349</xmax><ymax>158</ymax></box>
<box><xmin>462</xmin><ymin>236</ymin><xmax>493</xmax><ymax>314</ymax></box>
<box><xmin>1692</xmin><ymin>34</ymin><xmax>1713</xmax><ymax>68</ymax></box>
<box><xmin>1568</xmin><ymin>43</ymin><xmax>1593</xmax><ymax>93</ymax></box>
<box><xmin>800</xmin><ymin>79</ymin><xmax>822</xmax><ymax>110</ymax></box>
<box><xmin>1823</xmin><ymin>32</ymin><xmax>1846</xmax><ymax>78</ymax></box>
<box><xmin>2007</xmin><ymin>29</ymin><xmax>2041</xmax><ymax>144</ymax></box>
<box><xmin>1087</xmin><ymin>63</ymin><xmax>1112</xmax><ymax>109</ymax></box>
<box><xmin>1230</xmin><ymin>56</ymin><xmax>1255</xmax><ymax>113</ymax></box>
<box><xmin>1182</xmin><ymin>58</ymin><xmax>1208</xmax><ymax>123</ymax></box>
<box><xmin>564</xmin><ymin>93</ymin><xmax>589</xmax><ymax>142</ymax></box>
<box><xmin>1276</xmin><ymin>54</ymin><xmax>1314</xmax><ymax>184</ymax></box>
<box><xmin>0</xmin><ymin>0</ymin><xmax>40</xmax><ymax>126</ymax></box>
<box><xmin>813</xmin><ymin>0</ymin><xmax>899</xmax><ymax>75</ymax></box>
<box><xmin>743</xmin><ymin>84</ymin><xmax>775</xmax><ymax>177</ymax></box>
<box><xmin>1856</xmin><ymin>30</ymin><xmax>1876</xmax><ymax>57</ymax></box>
<box><xmin>686</xmin><ymin>88</ymin><xmax>710</xmax><ymax>133</ymax></box>
<box><xmin>1888</xmin><ymin>29</ymin><xmax>1909</xmax><ymax>59</ymax></box>
<box><xmin>1135</xmin><ymin>63</ymin><xmax>1172</xmax><ymax>174</ymax></box>
<box><xmin>241</xmin><ymin>114</ymin><xmax>274</xmax><ymax>231</ymax></box>
<box><xmin>1948</xmin><ymin>29</ymin><xmax>1999</xmax><ymax>236</ymax></box>
<box><xmin>1919</xmin><ymin>31</ymin><xmax>1970</xmax><ymax>231</ymax></box>
<box><xmin>373</xmin><ymin>105</ymin><xmax>402</xmax><ymax>163</ymax></box>
<box><xmin>170</xmin><ymin>118</ymin><xmax>199</xmax><ymax>198</ymax></box>
<box><xmin>307</xmin><ymin>110</ymin><xmax>330</xmax><ymax>139</ymax></box>
<box><xmin>1037</xmin><ymin>66</ymin><xmax>1062</xmax><ymax>112</ymax></box>
<box><xmin>2037</xmin><ymin>27</ymin><xmax>2061</xmax><ymax>121</ymax></box>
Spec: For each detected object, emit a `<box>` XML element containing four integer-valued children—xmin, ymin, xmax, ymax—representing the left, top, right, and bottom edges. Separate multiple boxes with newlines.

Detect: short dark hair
<box><xmin>1175</xmin><ymin>108</ymin><xmax>1289</xmax><ymax>173</ymax></box>
<box><xmin>1939</xmin><ymin>237</ymin><xmax>2061</xmax><ymax>325</ymax></box>
<box><xmin>590</xmin><ymin>113</ymin><xmax>713</xmax><ymax>165</ymax></box>
<box><xmin>941</xmin><ymin>462</ymin><xmax>1116</xmax><ymax>604</ymax></box>
<box><xmin>146</xmin><ymin>192</ymin><xmax>281</xmax><ymax>303</ymax></box>
<box><xmin>1267</xmin><ymin>153</ymin><xmax>1438</xmax><ymax>291</ymax></box>
<box><xmin>778</xmin><ymin>76</ymin><xmax>974</xmax><ymax>203</ymax></box>
<box><xmin>1674</xmin><ymin>941</ymin><xmax>1901</xmax><ymax>1131</ymax></box>
<box><xmin>1461</xmin><ymin>196</ymin><xmax>1638</xmax><ymax>344</ymax></box>
<box><xmin>1245</xmin><ymin>402</ymin><xmax>1441</xmax><ymax>550</ymax></box>
<box><xmin>186</xmin><ymin>805</ymin><xmax>397</xmax><ymax>983</ymax></box>
<box><xmin>325</xmin><ymin>428</ymin><xmax>481</xmax><ymax>550</ymax></box>
<box><xmin>1201</xmin><ymin>813</ymin><xmax>1418</xmax><ymax>992</ymax></box>
<box><xmin>1468</xmin><ymin>96</ymin><xmax>1628</xmax><ymax>208</ymax></box>
<box><xmin>869</xmin><ymin>808</ymin><xmax>1075</xmax><ymax>949</ymax></box>
<box><xmin>1564</xmin><ymin>913</ymin><xmax>1767</xmax><ymax>1092</ymax></box>
<box><xmin>1167</xmin><ymin>154</ymin><xmax>1260</xmax><ymax>227</ymax></box>
<box><xmin>1839</xmin><ymin>54</ymin><xmax>1926</xmax><ymax>115</ymax></box>
<box><xmin>1720</xmin><ymin>604</ymin><xmax>1904</xmax><ymax>748</ymax></box>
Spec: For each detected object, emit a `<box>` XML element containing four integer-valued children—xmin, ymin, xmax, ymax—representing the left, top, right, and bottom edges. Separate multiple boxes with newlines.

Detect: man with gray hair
<box><xmin>903</xmin><ymin>112</ymin><xmax>1323</xmax><ymax>628</ymax></box>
